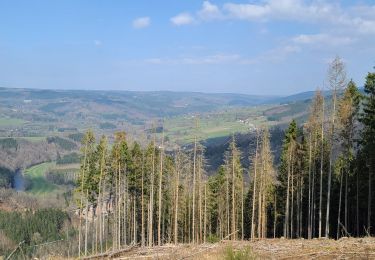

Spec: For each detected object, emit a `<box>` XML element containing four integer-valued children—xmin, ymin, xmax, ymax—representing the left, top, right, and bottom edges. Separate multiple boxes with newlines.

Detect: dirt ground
<box><xmin>108</xmin><ymin>237</ymin><xmax>375</xmax><ymax>259</ymax></box>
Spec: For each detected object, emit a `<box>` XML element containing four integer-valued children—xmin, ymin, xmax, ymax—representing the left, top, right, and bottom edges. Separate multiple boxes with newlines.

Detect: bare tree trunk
<box><xmin>148</xmin><ymin>137</ymin><xmax>155</xmax><ymax>247</ymax></box>
<box><xmin>308</xmin><ymin>133</ymin><xmax>312</xmax><ymax>239</ymax></box>
<box><xmin>85</xmin><ymin>190</ymin><xmax>89</xmax><ymax>256</ymax></box>
<box><xmin>299</xmin><ymin>171</ymin><xmax>303</xmax><ymax>238</ymax></box>
<box><xmin>258</xmin><ymin>166</ymin><xmax>263</xmax><ymax>239</ymax></box>
<box><xmin>284</xmin><ymin>145</ymin><xmax>292</xmax><ymax>238</ymax></box>
<box><xmin>337</xmin><ymin>168</ymin><xmax>343</xmax><ymax>239</ymax></box>
<box><xmin>141</xmin><ymin>152</ymin><xmax>145</xmax><ymax>247</ymax></box>
<box><xmin>231</xmin><ymin>136</ymin><xmax>236</xmax><ymax>240</ymax></box>
<box><xmin>192</xmin><ymin>134</ymin><xmax>197</xmax><ymax>243</ymax></box>
<box><xmin>241</xmin><ymin>177</ymin><xmax>244</xmax><ymax>240</ymax></box>
<box><xmin>291</xmin><ymin>161</ymin><xmax>294</xmax><ymax>238</ymax></box>
<box><xmin>251</xmin><ymin>130</ymin><xmax>259</xmax><ymax>240</ymax></box>
<box><xmin>368</xmin><ymin>162</ymin><xmax>372</xmax><ymax>232</ymax></box>
<box><xmin>319</xmin><ymin>100</ymin><xmax>324</xmax><ymax>238</ymax></box>
<box><xmin>356</xmin><ymin>170</ymin><xmax>359</xmax><ymax>236</ymax></box>
<box><xmin>226</xmin><ymin>171</ymin><xmax>230</xmax><ymax>237</ymax></box>
<box><xmin>78</xmin><ymin>143</ymin><xmax>88</xmax><ymax>257</ymax></box>
<box><xmin>198</xmin><ymin>156</ymin><xmax>203</xmax><ymax>243</ymax></box>
<box><xmin>158</xmin><ymin>131</ymin><xmax>164</xmax><ymax>246</ymax></box>
<box><xmin>273</xmin><ymin>193</ymin><xmax>277</xmax><ymax>238</ymax></box>
<box><xmin>204</xmin><ymin>183</ymin><xmax>207</xmax><ymax>243</ymax></box>
<box><xmin>133</xmin><ymin>197</ymin><xmax>137</xmax><ymax>244</ymax></box>
<box><xmin>344</xmin><ymin>168</ymin><xmax>348</xmax><ymax>234</ymax></box>
<box><xmin>174</xmin><ymin>150</ymin><xmax>180</xmax><ymax>245</ymax></box>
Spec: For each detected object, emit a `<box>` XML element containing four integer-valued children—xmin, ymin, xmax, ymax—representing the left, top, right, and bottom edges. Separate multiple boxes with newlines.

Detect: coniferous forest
<box><xmin>71</xmin><ymin>58</ymin><xmax>375</xmax><ymax>257</ymax></box>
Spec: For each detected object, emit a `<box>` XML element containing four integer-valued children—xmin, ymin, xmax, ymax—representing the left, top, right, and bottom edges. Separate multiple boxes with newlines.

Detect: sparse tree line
<box><xmin>75</xmin><ymin>58</ymin><xmax>375</xmax><ymax>257</ymax></box>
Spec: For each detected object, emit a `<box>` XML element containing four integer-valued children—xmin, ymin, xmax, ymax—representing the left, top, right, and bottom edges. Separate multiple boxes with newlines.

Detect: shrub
<box><xmin>224</xmin><ymin>246</ymin><xmax>256</xmax><ymax>260</ymax></box>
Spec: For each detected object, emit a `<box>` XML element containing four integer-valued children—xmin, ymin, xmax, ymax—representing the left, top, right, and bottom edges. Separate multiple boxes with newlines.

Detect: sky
<box><xmin>0</xmin><ymin>0</ymin><xmax>374</xmax><ymax>96</ymax></box>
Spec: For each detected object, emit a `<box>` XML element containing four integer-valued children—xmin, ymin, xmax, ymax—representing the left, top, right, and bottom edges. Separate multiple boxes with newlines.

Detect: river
<box><xmin>13</xmin><ymin>170</ymin><xmax>25</xmax><ymax>192</ymax></box>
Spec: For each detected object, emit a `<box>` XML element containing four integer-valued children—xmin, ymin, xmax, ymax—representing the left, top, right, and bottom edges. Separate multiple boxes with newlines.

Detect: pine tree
<box><xmin>336</xmin><ymin>80</ymin><xmax>361</xmax><ymax>237</ymax></box>
<box><xmin>359</xmin><ymin>69</ymin><xmax>375</xmax><ymax>231</ymax></box>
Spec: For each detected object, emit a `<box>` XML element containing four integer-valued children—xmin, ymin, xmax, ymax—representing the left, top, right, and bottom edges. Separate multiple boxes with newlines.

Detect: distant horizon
<box><xmin>0</xmin><ymin>84</ymin><xmax>338</xmax><ymax>98</ymax></box>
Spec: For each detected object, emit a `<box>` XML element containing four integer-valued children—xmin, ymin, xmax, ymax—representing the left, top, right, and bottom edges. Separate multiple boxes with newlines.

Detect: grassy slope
<box><xmin>24</xmin><ymin>162</ymin><xmax>57</xmax><ymax>195</ymax></box>
<box><xmin>163</xmin><ymin>106</ymin><xmax>271</xmax><ymax>144</ymax></box>
<box><xmin>0</xmin><ymin>137</ymin><xmax>46</xmax><ymax>143</ymax></box>
<box><xmin>0</xmin><ymin>118</ymin><xmax>25</xmax><ymax>126</ymax></box>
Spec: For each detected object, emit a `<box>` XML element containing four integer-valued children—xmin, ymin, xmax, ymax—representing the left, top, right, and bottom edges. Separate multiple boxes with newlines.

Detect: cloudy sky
<box><xmin>0</xmin><ymin>0</ymin><xmax>374</xmax><ymax>95</ymax></box>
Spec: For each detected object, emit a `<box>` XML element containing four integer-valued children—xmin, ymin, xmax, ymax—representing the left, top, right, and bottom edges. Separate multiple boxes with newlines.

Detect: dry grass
<box><xmin>108</xmin><ymin>238</ymin><xmax>375</xmax><ymax>260</ymax></box>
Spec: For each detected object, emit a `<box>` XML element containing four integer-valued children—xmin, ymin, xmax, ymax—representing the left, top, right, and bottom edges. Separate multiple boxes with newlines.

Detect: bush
<box><xmin>99</xmin><ymin>122</ymin><xmax>117</xmax><ymax>129</ymax></box>
<box><xmin>45</xmin><ymin>169</ymin><xmax>76</xmax><ymax>186</ymax></box>
<box><xmin>0</xmin><ymin>167</ymin><xmax>12</xmax><ymax>188</ymax></box>
<box><xmin>207</xmin><ymin>234</ymin><xmax>220</xmax><ymax>243</ymax></box>
<box><xmin>224</xmin><ymin>246</ymin><xmax>256</xmax><ymax>260</ymax></box>
<box><xmin>0</xmin><ymin>138</ymin><xmax>18</xmax><ymax>149</ymax></box>
<box><xmin>47</xmin><ymin>136</ymin><xmax>77</xmax><ymax>150</ymax></box>
<box><xmin>67</xmin><ymin>133</ymin><xmax>84</xmax><ymax>142</ymax></box>
<box><xmin>56</xmin><ymin>152</ymin><xmax>80</xmax><ymax>165</ymax></box>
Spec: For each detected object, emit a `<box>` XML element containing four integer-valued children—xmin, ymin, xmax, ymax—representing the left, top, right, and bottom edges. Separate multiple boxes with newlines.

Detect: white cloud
<box><xmin>293</xmin><ymin>34</ymin><xmax>355</xmax><ymax>46</ymax></box>
<box><xmin>198</xmin><ymin>1</ymin><xmax>222</xmax><ymax>20</ymax></box>
<box><xmin>223</xmin><ymin>0</ymin><xmax>334</xmax><ymax>22</ymax></box>
<box><xmin>170</xmin><ymin>13</ymin><xmax>195</xmax><ymax>26</ymax></box>
<box><xmin>170</xmin><ymin>1</ymin><xmax>375</xmax><ymax>36</ymax></box>
<box><xmin>132</xmin><ymin>17</ymin><xmax>151</xmax><ymax>29</ymax></box>
<box><xmin>223</xmin><ymin>2</ymin><xmax>270</xmax><ymax>21</ymax></box>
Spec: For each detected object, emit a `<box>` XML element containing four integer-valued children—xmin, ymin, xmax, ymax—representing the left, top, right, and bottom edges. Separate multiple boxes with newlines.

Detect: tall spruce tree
<box><xmin>359</xmin><ymin>69</ymin><xmax>375</xmax><ymax>231</ymax></box>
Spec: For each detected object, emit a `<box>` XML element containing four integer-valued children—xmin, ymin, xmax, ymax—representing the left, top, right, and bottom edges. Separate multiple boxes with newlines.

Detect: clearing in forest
<box><xmin>105</xmin><ymin>238</ymin><xmax>375</xmax><ymax>260</ymax></box>
<box><xmin>24</xmin><ymin>162</ymin><xmax>57</xmax><ymax>194</ymax></box>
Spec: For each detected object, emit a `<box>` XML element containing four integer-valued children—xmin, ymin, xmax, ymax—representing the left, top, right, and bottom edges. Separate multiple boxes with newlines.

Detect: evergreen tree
<box><xmin>359</xmin><ymin>70</ymin><xmax>375</xmax><ymax>231</ymax></box>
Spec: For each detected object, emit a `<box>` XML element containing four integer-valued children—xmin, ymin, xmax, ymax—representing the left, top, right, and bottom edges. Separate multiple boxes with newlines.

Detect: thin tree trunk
<box><xmin>204</xmin><ymin>183</ymin><xmax>207</xmax><ymax>243</ymax></box>
<box><xmin>148</xmin><ymin>134</ymin><xmax>156</xmax><ymax>247</ymax></box>
<box><xmin>241</xmin><ymin>176</ymin><xmax>244</xmax><ymax>240</ymax></box>
<box><xmin>368</xmin><ymin>162</ymin><xmax>372</xmax><ymax>232</ymax></box>
<box><xmin>192</xmin><ymin>134</ymin><xmax>197</xmax><ymax>243</ymax></box>
<box><xmin>231</xmin><ymin>136</ymin><xmax>236</xmax><ymax>240</ymax></box>
<box><xmin>273</xmin><ymin>193</ymin><xmax>277</xmax><ymax>238</ymax></box>
<box><xmin>158</xmin><ymin>131</ymin><xmax>164</xmax><ymax>246</ymax></box>
<box><xmin>319</xmin><ymin>100</ymin><xmax>324</xmax><ymax>238</ymax></box>
<box><xmin>85</xmin><ymin>190</ymin><xmax>89</xmax><ymax>256</ymax></box>
<box><xmin>174</xmin><ymin>150</ymin><xmax>180</xmax><ymax>245</ymax></box>
<box><xmin>291</xmin><ymin>160</ymin><xmax>294</xmax><ymax>238</ymax></box>
<box><xmin>285</xmin><ymin>144</ymin><xmax>292</xmax><ymax>238</ymax></box>
<box><xmin>251</xmin><ymin>130</ymin><xmax>259</xmax><ymax>240</ymax></box>
<box><xmin>356</xmin><ymin>169</ymin><xmax>359</xmax><ymax>236</ymax></box>
<box><xmin>141</xmin><ymin>152</ymin><xmax>145</xmax><ymax>247</ymax></box>
<box><xmin>78</xmin><ymin>143</ymin><xmax>88</xmax><ymax>257</ymax></box>
<box><xmin>133</xmin><ymin>197</ymin><xmax>137</xmax><ymax>244</ymax></box>
<box><xmin>198</xmin><ymin>156</ymin><xmax>203</xmax><ymax>243</ymax></box>
<box><xmin>337</xmin><ymin>169</ymin><xmax>343</xmax><ymax>239</ymax></box>
<box><xmin>344</xmin><ymin>168</ymin><xmax>348</xmax><ymax>233</ymax></box>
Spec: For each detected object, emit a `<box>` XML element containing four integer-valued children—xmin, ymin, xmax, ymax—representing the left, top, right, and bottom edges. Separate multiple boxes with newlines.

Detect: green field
<box><xmin>163</xmin><ymin>106</ymin><xmax>271</xmax><ymax>144</ymax></box>
<box><xmin>0</xmin><ymin>137</ymin><xmax>46</xmax><ymax>143</ymax></box>
<box><xmin>21</xmin><ymin>136</ymin><xmax>46</xmax><ymax>142</ymax></box>
<box><xmin>24</xmin><ymin>162</ymin><xmax>57</xmax><ymax>195</ymax></box>
<box><xmin>0</xmin><ymin>118</ymin><xmax>25</xmax><ymax>127</ymax></box>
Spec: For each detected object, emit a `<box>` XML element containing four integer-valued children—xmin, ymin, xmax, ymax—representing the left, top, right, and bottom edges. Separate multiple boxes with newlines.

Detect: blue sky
<box><xmin>0</xmin><ymin>0</ymin><xmax>374</xmax><ymax>95</ymax></box>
